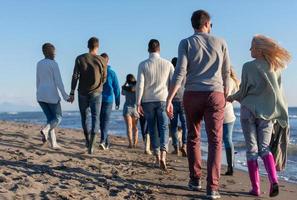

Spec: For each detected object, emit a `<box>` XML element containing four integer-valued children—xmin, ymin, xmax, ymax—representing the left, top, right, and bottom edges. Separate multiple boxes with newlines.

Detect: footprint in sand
<box><xmin>0</xmin><ymin>175</ymin><xmax>9</xmax><ymax>183</ymax></box>
<box><xmin>2</xmin><ymin>171</ymin><xmax>12</xmax><ymax>176</ymax></box>
<box><xmin>84</xmin><ymin>183</ymin><xmax>96</xmax><ymax>190</ymax></box>
<box><xmin>226</xmin><ymin>179</ymin><xmax>236</xmax><ymax>185</ymax></box>
<box><xmin>34</xmin><ymin>151</ymin><xmax>46</xmax><ymax>156</ymax></box>
<box><xmin>109</xmin><ymin>188</ymin><xmax>120</xmax><ymax>197</ymax></box>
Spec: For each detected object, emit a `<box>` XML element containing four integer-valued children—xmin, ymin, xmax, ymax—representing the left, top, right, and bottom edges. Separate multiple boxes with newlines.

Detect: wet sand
<box><xmin>0</xmin><ymin>121</ymin><xmax>296</xmax><ymax>200</ymax></box>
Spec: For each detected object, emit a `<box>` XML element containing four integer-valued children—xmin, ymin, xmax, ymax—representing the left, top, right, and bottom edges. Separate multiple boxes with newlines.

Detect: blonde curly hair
<box><xmin>252</xmin><ymin>34</ymin><xmax>291</xmax><ymax>71</ymax></box>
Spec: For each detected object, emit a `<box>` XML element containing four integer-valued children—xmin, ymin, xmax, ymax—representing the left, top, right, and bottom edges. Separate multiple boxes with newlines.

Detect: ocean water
<box><xmin>1</xmin><ymin>108</ymin><xmax>297</xmax><ymax>183</ymax></box>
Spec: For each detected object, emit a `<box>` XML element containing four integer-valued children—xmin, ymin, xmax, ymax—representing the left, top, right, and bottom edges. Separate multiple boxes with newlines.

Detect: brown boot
<box><xmin>160</xmin><ymin>150</ymin><xmax>167</xmax><ymax>171</ymax></box>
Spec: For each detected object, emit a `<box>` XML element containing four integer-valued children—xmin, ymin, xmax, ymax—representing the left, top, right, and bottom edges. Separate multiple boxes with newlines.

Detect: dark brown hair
<box><xmin>126</xmin><ymin>74</ymin><xmax>136</xmax><ymax>85</ymax></box>
<box><xmin>191</xmin><ymin>10</ymin><xmax>211</xmax><ymax>29</ymax></box>
<box><xmin>148</xmin><ymin>39</ymin><xmax>160</xmax><ymax>53</ymax></box>
<box><xmin>171</xmin><ymin>57</ymin><xmax>177</xmax><ymax>67</ymax></box>
<box><xmin>87</xmin><ymin>37</ymin><xmax>99</xmax><ymax>50</ymax></box>
<box><xmin>100</xmin><ymin>53</ymin><xmax>109</xmax><ymax>58</ymax></box>
<box><xmin>42</xmin><ymin>43</ymin><xmax>55</xmax><ymax>54</ymax></box>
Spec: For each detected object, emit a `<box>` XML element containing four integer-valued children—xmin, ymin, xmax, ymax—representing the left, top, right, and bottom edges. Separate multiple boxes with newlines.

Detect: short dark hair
<box><xmin>100</xmin><ymin>53</ymin><xmax>109</xmax><ymax>58</ymax></box>
<box><xmin>191</xmin><ymin>10</ymin><xmax>211</xmax><ymax>29</ymax></box>
<box><xmin>88</xmin><ymin>37</ymin><xmax>99</xmax><ymax>50</ymax></box>
<box><xmin>171</xmin><ymin>57</ymin><xmax>177</xmax><ymax>67</ymax></box>
<box><xmin>148</xmin><ymin>39</ymin><xmax>160</xmax><ymax>53</ymax></box>
<box><xmin>42</xmin><ymin>43</ymin><xmax>55</xmax><ymax>53</ymax></box>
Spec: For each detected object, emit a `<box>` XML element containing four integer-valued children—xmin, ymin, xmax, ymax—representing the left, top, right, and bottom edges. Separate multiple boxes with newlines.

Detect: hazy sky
<box><xmin>0</xmin><ymin>0</ymin><xmax>296</xmax><ymax>111</ymax></box>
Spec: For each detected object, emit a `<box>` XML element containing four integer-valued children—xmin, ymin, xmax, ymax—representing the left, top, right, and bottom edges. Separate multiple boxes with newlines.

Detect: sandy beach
<box><xmin>0</xmin><ymin>120</ymin><xmax>296</xmax><ymax>200</ymax></box>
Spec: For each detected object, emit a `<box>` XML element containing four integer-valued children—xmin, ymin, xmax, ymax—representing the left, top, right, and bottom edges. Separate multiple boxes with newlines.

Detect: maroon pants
<box><xmin>183</xmin><ymin>91</ymin><xmax>225</xmax><ymax>191</ymax></box>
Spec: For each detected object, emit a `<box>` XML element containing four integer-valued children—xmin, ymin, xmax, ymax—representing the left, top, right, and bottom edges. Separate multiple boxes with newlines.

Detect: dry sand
<box><xmin>0</xmin><ymin>120</ymin><xmax>296</xmax><ymax>200</ymax></box>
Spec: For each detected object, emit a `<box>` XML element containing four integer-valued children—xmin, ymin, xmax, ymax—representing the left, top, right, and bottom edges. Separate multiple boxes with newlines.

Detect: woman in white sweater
<box><xmin>223</xmin><ymin>67</ymin><xmax>239</xmax><ymax>175</ymax></box>
<box><xmin>36</xmin><ymin>43</ymin><xmax>69</xmax><ymax>149</ymax></box>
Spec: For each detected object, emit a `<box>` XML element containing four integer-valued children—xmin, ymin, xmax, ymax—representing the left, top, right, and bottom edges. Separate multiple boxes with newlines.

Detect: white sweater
<box><xmin>36</xmin><ymin>59</ymin><xmax>69</xmax><ymax>104</ymax></box>
<box><xmin>224</xmin><ymin>78</ymin><xmax>238</xmax><ymax>123</ymax></box>
<box><xmin>136</xmin><ymin>53</ymin><xmax>174</xmax><ymax>104</ymax></box>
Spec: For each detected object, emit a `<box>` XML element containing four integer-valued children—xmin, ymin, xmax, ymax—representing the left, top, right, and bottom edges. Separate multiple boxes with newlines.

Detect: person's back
<box><xmin>98</xmin><ymin>53</ymin><xmax>120</xmax><ymax>150</ymax></box>
<box><xmin>69</xmin><ymin>37</ymin><xmax>107</xmax><ymax>155</ymax></box>
<box><xmin>227</xmin><ymin>34</ymin><xmax>291</xmax><ymax>198</ymax></box>
<box><xmin>138</xmin><ymin>53</ymin><xmax>174</xmax><ymax>102</ymax></box>
<box><xmin>173</xmin><ymin>32</ymin><xmax>230</xmax><ymax>95</ymax></box>
<box><xmin>36</xmin><ymin>43</ymin><xmax>69</xmax><ymax>149</ymax></box>
<box><xmin>180</xmin><ymin>33</ymin><xmax>229</xmax><ymax>92</ymax></box>
<box><xmin>167</xmin><ymin>10</ymin><xmax>231</xmax><ymax>199</ymax></box>
<box><xmin>71</xmin><ymin>53</ymin><xmax>106</xmax><ymax>95</ymax></box>
<box><xmin>123</xmin><ymin>85</ymin><xmax>136</xmax><ymax>107</ymax></box>
<box><xmin>102</xmin><ymin>67</ymin><xmax>119</xmax><ymax>100</ymax></box>
<box><xmin>122</xmin><ymin>74</ymin><xmax>139</xmax><ymax>149</ymax></box>
<box><xmin>231</xmin><ymin>59</ymin><xmax>288</xmax><ymax>127</ymax></box>
<box><xmin>136</xmin><ymin>39</ymin><xmax>173</xmax><ymax>171</ymax></box>
<box><xmin>37</xmin><ymin>59</ymin><xmax>64</xmax><ymax>103</ymax></box>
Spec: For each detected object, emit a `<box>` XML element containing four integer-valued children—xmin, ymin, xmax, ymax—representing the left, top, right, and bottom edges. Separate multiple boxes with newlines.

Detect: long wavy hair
<box><xmin>230</xmin><ymin>67</ymin><xmax>240</xmax><ymax>89</ymax></box>
<box><xmin>252</xmin><ymin>35</ymin><xmax>291</xmax><ymax>71</ymax></box>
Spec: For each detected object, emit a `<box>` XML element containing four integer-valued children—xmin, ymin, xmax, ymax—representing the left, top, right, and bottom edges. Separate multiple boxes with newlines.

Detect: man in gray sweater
<box><xmin>166</xmin><ymin>10</ymin><xmax>231</xmax><ymax>199</ymax></box>
<box><xmin>136</xmin><ymin>39</ymin><xmax>174</xmax><ymax>171</ymax></box>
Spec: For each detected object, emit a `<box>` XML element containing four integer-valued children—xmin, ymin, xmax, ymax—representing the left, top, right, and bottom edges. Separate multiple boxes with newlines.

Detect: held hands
<box><xmin>226</xmin><ymin>96</ymin><xmax>233</xmax><ymax>102</ymax></box>
<box><xmin>137</xmin><ymin>105</ymin><xmax>144</xmax><ymax>116</ymax></box>
<box><xmin>68</xmin><ymin>95</ymin><xmax>75</xmax><ymax>103</ymax></box>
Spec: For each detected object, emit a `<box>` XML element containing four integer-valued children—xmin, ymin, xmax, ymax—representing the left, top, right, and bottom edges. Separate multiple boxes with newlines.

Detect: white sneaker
<box><xmin>99</xmin><ymin>143</ymin><xmax>106</xmax><ymax>150</ymax></box>
<box><xmin>49</xmin><ymin>129</ymin><xmax>61</xmax><ymax>149</ymax></box>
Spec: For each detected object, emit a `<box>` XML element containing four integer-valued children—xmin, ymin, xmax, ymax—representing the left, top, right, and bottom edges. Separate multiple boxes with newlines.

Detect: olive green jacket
<box><xmin>229</xmin><ymin>59</ymin><xmax>288</xmax><ymax>128</ymax></box>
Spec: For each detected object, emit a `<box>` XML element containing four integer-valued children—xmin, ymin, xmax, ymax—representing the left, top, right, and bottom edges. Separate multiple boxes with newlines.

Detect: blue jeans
<box><xmin>100</xmin><ymin>102</ymin><xmax>113</xmax><ymax>146</ymax></box>
<box><xmin>223</xmin><ymin>121</ymin><xmax>235</xmax><ymax>149</ymax></box>
<box><xmin>38</xmin><ymin>101</ymin><xmax>62</xmax><ymax>130</ymax></box>
<box><xmin>78</xmin><ymin>93</ymin><xmax>102</xmax><ymax>136</ymax></box>
<box><xmin>170</xmin><ymin>101</ymin><xmax>187</xmax><ymax>146</ymax></box>
<box><xmin>142</xmin><ymin>101</ymin><xmax>169</xmax><ymax>154</ymax></box>
<box><xmin>240</xmin><ymin>106</ymin><xmax>273</xmax><ymax>161</ymax></box>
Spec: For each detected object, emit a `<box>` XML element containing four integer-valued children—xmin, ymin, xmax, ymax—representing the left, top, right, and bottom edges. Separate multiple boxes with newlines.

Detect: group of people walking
<box><xmin>36</xmin><ymin>9</ymin><xmax>291</xmax><ymax>199</ymax></box>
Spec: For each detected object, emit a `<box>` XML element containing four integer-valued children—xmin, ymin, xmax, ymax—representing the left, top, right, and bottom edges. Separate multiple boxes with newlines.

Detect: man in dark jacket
<box><xmin>69</xmin><ymin>37</ymin><xmax>107</xmax><ymax>154</ymax></box>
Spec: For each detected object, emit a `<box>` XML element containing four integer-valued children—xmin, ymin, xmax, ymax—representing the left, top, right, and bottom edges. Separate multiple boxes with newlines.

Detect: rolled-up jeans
<box><xmin>142</xmin><ymin>101</ymin><xmax>169</xmax><ymax>155</ymax></box>
<box><xmin>223</xmin><ymin>121</ymin><xmax>235</xmax><ymax>149</ymax></box>
<box><xmin>100</xmin><ymin>102</ymin><xmax>113</xmax><ymax>146</ymax></box>
<box><xmin>240</xmin><ymin>106</ymin><xmax>273</xmax><ymax>161</ymax></box>
<box><xmin>38</xmin><ymin>101</ymin><xmax>62</xmax><ymax>130</ymax></box>
<box><xmin>78</xmin><ymin>92</ymin><xmax>102</xmax><ymax>136</ymax></box>
<box><xmin>170</xmin><ymin>101</ymin><xmax>187</xmax><ymax>146</ymax></box>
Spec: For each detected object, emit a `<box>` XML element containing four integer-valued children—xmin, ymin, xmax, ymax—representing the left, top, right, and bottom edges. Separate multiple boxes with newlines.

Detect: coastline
<box><xmin>0</xmin><ymin>120</ymin><xmax>296</xmax><ymax>200</ymax></box>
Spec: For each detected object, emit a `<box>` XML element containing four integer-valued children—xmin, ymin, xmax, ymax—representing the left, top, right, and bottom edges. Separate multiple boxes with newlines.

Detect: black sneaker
<box><xmin>188</xmin><ymin>179</ymin><xmax>202</xmax><ymax>191</ymax></box>
<box><xmin>269</xmin><ymin>183</ymin><xmax>279</xmax><ymax>197</ymax></box>
<box><xmin>206</xmin><ymin>190</ymin><xmax>221</xmax><ymax>199</ymax></box>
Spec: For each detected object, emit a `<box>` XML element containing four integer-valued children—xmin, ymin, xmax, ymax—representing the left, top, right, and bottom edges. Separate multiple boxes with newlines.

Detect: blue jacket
<box><xmin>102</xmin><ymin>66</ymin><xmax>120</xmax><ymax>106</ymax></box>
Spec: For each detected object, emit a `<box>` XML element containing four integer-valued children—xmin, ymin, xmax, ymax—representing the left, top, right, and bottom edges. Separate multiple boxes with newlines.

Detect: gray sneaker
<box><xmin>188</xmin><ymin>179</ymin><xmax>202</xmax><ymax>191</ymax></box>
<box><xmin>206</xmin><ymin>190</ymin><xmax>221</xmax><ymax>199</ymax></box>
